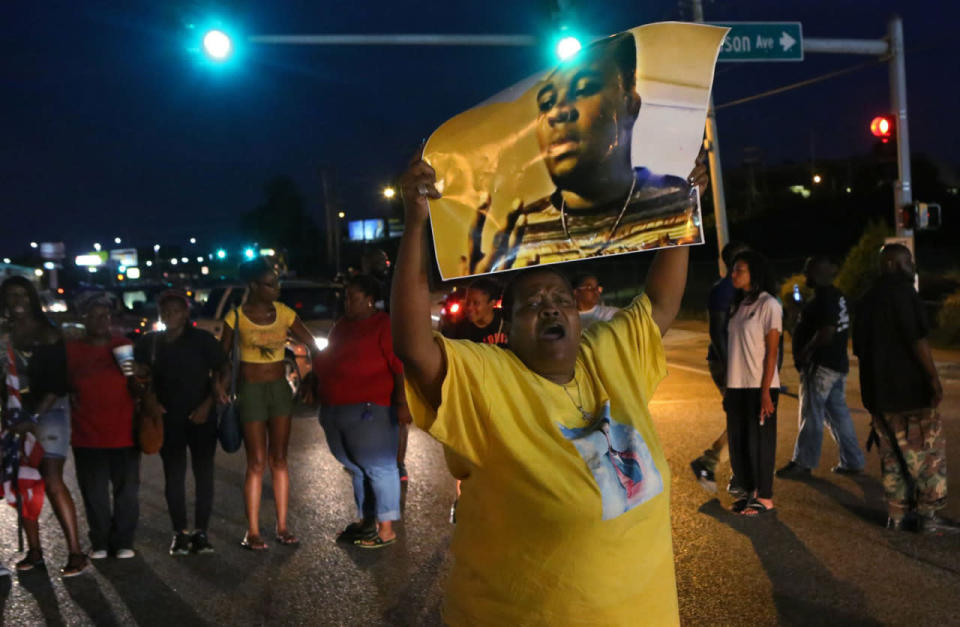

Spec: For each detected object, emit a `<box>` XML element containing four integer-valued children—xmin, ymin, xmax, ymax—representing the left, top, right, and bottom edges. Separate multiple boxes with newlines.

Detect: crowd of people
<box><xmin>0</xmin><ymin>159</ymin><xmax>954</xmax><ymax>624</ymax></box>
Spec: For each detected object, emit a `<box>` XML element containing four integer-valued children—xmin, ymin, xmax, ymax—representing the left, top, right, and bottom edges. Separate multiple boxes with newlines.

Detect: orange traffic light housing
<box><xmin>870</xmin><ymin>116</ymin><xmax>895</xmax><ymax>143</ymax></box>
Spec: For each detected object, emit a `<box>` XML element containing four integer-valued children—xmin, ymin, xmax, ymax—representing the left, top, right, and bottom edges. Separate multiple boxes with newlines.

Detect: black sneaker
<box><xmin>169</xmin><ymin>532</ymin><xmax>192</xmax><ymax>556</ymax></box>
<box><xmin>775</xmin><ymin>461</ymin><xmax>811</xmax><ymax>479</ymax></box>
<box><xmin>191</xmin><ymin>531</ymin><xmax>214</xmax><ymax>554</ymax></box>
<box><xmin>689</xmin><ymin>458</ymin><xmax>717</xmax><ymax>493</ymax></box>
<box><xmin>399</xmin><ymin>464</ymin><xmax>408</xmax><ymax>483</ymax></box>
<box><xmin>727</xmin><ymin>477</ymin><xmax>749</xmax><ymax>500</ymax></box>
<box><xmin>919</xmin><ymin>514</ymin><xmax>960</xmax><ymax>536</ymax></box>
<box><xmin>831</xmin><ymin>465</ymin><xmax>863</xmax><ymax>476</ymax></box>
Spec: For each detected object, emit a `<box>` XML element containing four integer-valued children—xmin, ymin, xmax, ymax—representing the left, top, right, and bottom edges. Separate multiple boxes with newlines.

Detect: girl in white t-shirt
<box><xmin>725</xmin><ymin>251</ymin><xmax>782</xmax><ymax>515</ymax></box>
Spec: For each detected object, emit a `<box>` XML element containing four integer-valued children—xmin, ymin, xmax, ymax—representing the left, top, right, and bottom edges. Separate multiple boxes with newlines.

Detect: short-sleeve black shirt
<box><xmin>853</xmin><ymin>275</ymin><xmax>932</xmax><ymax>413</ymax></box>
<box><xmin>135</xmin><ymin>327</ymin><xmax>226</xmax><ymax>417</ymax></box>
<box><xmin>792</xmin><ymin>285</ymin><xmax>851</xmax><ymax>373</ymax></box>
<box><xmin>448</xmin><ymin>311</ymin><xmax>509</xmax><ymax>347</ymax></box>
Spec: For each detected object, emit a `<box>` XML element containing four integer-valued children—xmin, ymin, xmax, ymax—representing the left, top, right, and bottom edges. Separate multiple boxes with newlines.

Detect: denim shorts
<box><xmin>36</xmin><ymin>397</ymin><xmax>71</xmax><ymax>459</ymax></box>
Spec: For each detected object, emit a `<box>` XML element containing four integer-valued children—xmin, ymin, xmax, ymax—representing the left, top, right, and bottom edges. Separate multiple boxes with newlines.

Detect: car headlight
<box><xmin>314</xmin><ymin>336</ymin><xmax>328</xmax><ymax>351</ymax></box>
<box><xmin>153</xmin><ymin>320</ymin><xmax>167</xmax><ymax>332</ymax></box>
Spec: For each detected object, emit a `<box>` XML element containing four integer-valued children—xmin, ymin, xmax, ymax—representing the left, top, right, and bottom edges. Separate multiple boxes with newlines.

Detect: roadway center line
<box><xmin>666</xmin><ymin>362</ymin><xmax>712</xmax><ymax>376</ymax></box>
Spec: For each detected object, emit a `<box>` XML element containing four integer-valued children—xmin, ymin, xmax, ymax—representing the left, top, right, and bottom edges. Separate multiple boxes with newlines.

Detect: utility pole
<box><xmin>319</xmin><ymin>169</ymin><xmax>342</xmax><ymax>276</ymax></box>
<box><xmin>691</xmin><ymin>0</ymin><xmax>731</xmax><ymax>276</ymax></box>
<box><xmin>888</xmin><ymin>16</ymin><xmax>912</xmax><ymax>240</ymax></box>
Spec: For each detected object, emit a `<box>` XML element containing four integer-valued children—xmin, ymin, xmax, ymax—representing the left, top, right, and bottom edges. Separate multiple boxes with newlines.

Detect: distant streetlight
<box><xmin>181</xmin><ymin>257</ymin><xmax>189</xmax><ymax>263</ymax></box>
<box><xmin>189</xmin><ymin>237</ymin><xmax>197</xmax><ymax>244</ymax></box>
<box><xmin>34</xmin><ymin>268</ymin><xmax>43</xmax><ymax>277</ymax></box>
<box><xmin>382</xmin><ymin>187</ymin><xmax>396</xmax><ymax>199</ymax></box>
<box><xmin>154</xmin><ymin>244</ymin><xmax>161</xmax><ymax>252</ymax></box>
<box><xmin>146</xmin><ymin>260</ymin><xmax>153</xmax><ymax>267</ymax></box>
<box><xmin>203</xmin><ymin>30</ymin><xmax>233</xmax><ymax>61</ymax></box>
<box><xmin>114</xmin><ymin>237</ymin><xmax>122</xmax><ymax>244</ymax></box>
<box><xmin>243</xmin><ymin>248</ymin><xmax>256</xmax><ymax>260</ymax></box>
<box><xmin>812</xmin><ymin>174</ymin><xmax>823</xmax><ymax>184</ymax></box>
<box><xmin>337</xmin><ymin>211</ymin><xmax>346</xmax><ymax>219</ymax></box>
<box><xmin>93</xmin><ymin>242</ymin><xmax>102</xmax><ymax>251</ymax></box>
<box><xmin>2</xmin><ymin>258</ymin><xmax>10</xmax><ymax>264</ymax></box>
<box><xmin>30</xmin><ymin>241</ymin><xmax>38</xmax><ymax>249</ymax></box>
<box><xmin>196</xmin><ymin>256</ymin><xmax>204</xmax><ymax>263</ymax></box>
<box><xmin>216</xmin><ymin>249</ymin><xmax>227</xmax><ymax>260</ymax></box>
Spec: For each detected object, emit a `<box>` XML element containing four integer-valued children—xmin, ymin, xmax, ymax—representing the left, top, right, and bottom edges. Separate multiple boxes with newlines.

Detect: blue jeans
<box><xmin>792</xmin><ymin>365</ymin><xmax>865</xmax><ymax>470</ymax></box>
<box><xmin>320</xmin><ymin>403</ymin><xmax>400</xmax><ymax>522</ymax></box>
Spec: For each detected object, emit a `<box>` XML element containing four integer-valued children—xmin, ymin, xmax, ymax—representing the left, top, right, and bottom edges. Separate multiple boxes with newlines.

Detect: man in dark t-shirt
<box><xmin>446</xmin><ymin>278</ymin><xmax>508</xmax><ymax>347</ymax></box>
<box><xmin>777</xmin><ymin>257</ymin><xmax>864</xmax><ymax>479</ymax></box>
<box><xmin>852</xmin><ymin>245</ymin><xmax>954</xmax><ymax>534</ymax></box>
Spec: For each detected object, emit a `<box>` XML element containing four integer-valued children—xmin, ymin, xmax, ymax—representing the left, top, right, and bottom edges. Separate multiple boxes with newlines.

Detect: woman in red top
<box><xmin>66</xmin><ymin>299</ymin><xmax>140</xmax><ymax>559</ymax></box>
<box><xmin>311</xmin><ymin>275</ymin><xmax>408</xmax><ymax>548</ymax></box>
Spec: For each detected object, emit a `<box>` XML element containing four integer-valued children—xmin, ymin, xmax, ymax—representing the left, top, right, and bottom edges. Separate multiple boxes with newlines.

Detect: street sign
<box><xmin>40</xmin><ymin>241</ymin><xmax>65</xmax><ymax>260</ymax></box>
<box><xmin>712</xmin><ymin>22</ymin><xmax>803</xmax><ymax>62</ymax></box>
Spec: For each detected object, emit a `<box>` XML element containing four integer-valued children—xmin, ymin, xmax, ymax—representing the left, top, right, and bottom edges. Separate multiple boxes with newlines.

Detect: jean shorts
<box><xmin>36</xmin><ymin>397</ymin><xmax>71</xmax><ymax>459</ymax></box>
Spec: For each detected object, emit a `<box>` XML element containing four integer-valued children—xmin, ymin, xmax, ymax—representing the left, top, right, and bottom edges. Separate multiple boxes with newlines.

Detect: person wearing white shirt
<box><xmin>573</xmin><ymin>273</ymin><xmax>619</xmax><ymax>330</ymax></box>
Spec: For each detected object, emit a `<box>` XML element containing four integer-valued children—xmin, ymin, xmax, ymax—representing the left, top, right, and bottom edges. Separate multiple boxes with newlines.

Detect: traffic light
<box><xmin>900</xmin><ymin>202</ymin><xmax>943</xmax><ymax>231</ymax></box>
<box><xmin>870</xmin><ymin>115</ymin><xmax>895</xmax><ymax>144</ymax></box>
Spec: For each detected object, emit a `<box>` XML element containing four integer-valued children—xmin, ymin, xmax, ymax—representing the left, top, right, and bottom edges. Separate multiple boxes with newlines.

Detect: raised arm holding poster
<box><xmin>423</xmin><ymin>22</ymin><xmax>728</xmax><ymax>279</ymax></box>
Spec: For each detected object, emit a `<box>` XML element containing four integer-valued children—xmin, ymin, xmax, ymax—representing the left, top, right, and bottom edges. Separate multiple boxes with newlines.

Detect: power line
<box><xmin>715</xmin><ymin>58</ymin><xmax>884</xmax><ymax>110</ymax></box>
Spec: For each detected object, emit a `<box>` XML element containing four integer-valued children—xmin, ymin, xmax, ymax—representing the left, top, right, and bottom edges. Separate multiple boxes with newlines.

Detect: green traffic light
<box><xmin>202</xmin><ymin>29</ymin><xmax>233</xmax><ymax>61</ymax></box>
<box><xmin>556</xmin><ymin>35</ymin><xmax>582</xmax><ymax>61</ymax></box>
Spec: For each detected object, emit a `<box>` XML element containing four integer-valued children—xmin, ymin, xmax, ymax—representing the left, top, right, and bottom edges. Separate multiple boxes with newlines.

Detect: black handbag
<box><xmin>217</xmin><ymin>309</ymin><xmax>242</xmax><ymax>453</ymax></box>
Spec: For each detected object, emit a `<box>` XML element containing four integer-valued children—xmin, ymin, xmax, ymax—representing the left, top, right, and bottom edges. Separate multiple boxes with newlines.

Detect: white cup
<box><xmin>112</xmin><ymin>344</ymin><xmax>135</xmax><ymax>377</ymax></box>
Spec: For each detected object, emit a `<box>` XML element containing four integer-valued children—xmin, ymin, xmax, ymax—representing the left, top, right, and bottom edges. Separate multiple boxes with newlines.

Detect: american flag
<box><xmin>1</xmin><ymin>344</ymin><xmax>46</xmax><ymax>521</ymax></box>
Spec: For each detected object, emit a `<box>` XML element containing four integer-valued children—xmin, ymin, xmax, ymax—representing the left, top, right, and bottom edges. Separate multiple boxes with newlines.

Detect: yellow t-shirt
<box><xmin>224</xmin><ymin>302</ymin><xmax>297</xmax><ymax>364</ymax></box>
<box><xmin>406</xmin><ymin>294</ymin><xmax>677</xmax><ymax>626</ymax></box>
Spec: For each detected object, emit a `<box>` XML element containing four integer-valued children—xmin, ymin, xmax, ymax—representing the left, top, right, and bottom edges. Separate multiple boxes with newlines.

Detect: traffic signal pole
<box><xmin>887</xmin><ymin>17</ymin><xmax>912</xmax><ymax>239</ymax></box>
<box><xmin>691</xmin><ymin>1</ymin><xmax>730</xmax><ymax>276</ymax></box>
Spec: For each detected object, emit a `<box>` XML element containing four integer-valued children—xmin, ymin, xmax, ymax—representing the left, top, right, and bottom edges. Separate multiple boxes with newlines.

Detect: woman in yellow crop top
<box><xmin>220</xmin><ymin>259</ymin><xmax>316</xmax><ymax>550</ymax></box>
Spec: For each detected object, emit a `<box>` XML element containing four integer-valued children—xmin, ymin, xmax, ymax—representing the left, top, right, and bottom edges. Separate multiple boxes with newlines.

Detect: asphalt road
<box><xmin>2</xmin><ymin>324</ymin><xmax>958</xmax><ymax>626</ymax></box>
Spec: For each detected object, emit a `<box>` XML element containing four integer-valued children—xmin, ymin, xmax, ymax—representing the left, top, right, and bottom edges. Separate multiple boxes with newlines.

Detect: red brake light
<box><xmin>450</xmin><ymin>303</ymin><xmax>461</xmax><ymax>314</ymax></box>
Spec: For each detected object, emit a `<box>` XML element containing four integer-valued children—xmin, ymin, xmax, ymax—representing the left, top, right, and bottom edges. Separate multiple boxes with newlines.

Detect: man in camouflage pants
<box><xmin>853</xmin><ymin>244</ymin><xmax>956</xmax><ymax>534</ymax></box>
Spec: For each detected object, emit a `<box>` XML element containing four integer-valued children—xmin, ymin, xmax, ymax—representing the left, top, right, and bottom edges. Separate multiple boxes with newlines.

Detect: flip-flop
<box><xmin>740</xmin><ymin>500</ymin><xmax>776</xmax><ymax>516</ymax></box>
<box><xmin>240</xmin><ymin>534</ymin><xmax>269</xmax><ymax>550</ymax></box>
<box><xmin>337</xmin><ymin>522</ymin><xmax>376</xmax><ymax>543</ymax></box>
<box><xmin>731</xmin><ymin>498</ymin><xmax>750</xmax><ymax>513</ymax></box>
<box><xmin>354</xmin><ymin>534</ymin><xmax>397</xmax><ymax>550</ymax></box>
<box><xmin>275</xmin><ymin>530</ymin><xmax>299</xmax><ymax>546</ymax></box>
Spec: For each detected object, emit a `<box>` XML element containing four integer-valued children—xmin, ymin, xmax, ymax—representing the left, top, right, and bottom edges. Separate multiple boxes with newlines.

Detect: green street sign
<box><xmin>712</xmin><ymin>22</ymin><xmax>803</xmax><ymax>62</ymax></box>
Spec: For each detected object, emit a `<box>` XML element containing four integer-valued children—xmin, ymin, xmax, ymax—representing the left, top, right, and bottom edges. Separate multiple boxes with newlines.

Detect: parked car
<box><xmin>195</xmin><ymin>280</ymin><xmax>342</xmax><ymax>393</ymax></box>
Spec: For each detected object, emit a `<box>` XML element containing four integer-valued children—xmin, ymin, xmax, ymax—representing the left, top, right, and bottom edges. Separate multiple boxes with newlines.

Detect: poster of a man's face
<box><xmin>424</xmin><ymin>23</ymin><xmax>728</xmax><ymax>280</ymax></box>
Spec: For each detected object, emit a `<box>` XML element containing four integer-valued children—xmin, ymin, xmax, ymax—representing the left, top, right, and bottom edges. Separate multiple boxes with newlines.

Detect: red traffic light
<box><xmin>870</xmin><ymin>116</ymin><xmax>894</xmax><ymax>143</ymax></box>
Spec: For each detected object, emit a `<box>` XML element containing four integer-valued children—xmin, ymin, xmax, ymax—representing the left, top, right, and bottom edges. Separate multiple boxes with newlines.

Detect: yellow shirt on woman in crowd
<box><xmin>406</xmin><ymin>294</ymin><xmax>677</xmax><ymax>626</ymax></box>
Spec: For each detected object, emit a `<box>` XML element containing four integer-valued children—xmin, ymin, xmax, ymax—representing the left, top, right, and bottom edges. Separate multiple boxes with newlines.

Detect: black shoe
<box><xmin>831</xmin><ymin>465</ymin><xmax>863</xmax><ymax>475</ymax></box>
<box><xmin>689</xmin><ymin>458</ymin><xmax>717</xmax><ymax>493</ymax></box>
<box><xmin>726</xmin><ymin>477</ymin><xmax>749</xmax><ymax>500</ymax></box>
<box><xmin>169</xmin><ymin>532</ymin><xmax>192</xmax><ymax>556</ymax></box>
<box><xmin>886</xmin><ymin>517</ymin><xmax>906</xmax><ymax>531</ymax></box>
<box><xmin>398</xmin><ymin>464</ymin><xmax>408</xmax><ymax>483</ymax></box>
<box><xmin>919</xmin><ymin>514</ymin><xmax>960</xmax><ymax>536</ymax></box>
<box><xmin>191</xmin><ymin>531</ymin><xmax>214</xmax><ymax>554</ymax></box>
<box><xmin>775</xmin><ymin>461</ymin><xmax>811</xmax><ymax>479</ymax></box>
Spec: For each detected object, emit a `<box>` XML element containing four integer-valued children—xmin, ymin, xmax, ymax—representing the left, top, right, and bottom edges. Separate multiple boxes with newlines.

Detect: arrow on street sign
<box><xmin>712</xmin><ymin>22</ymin><xmax>804</xmax><ymax>62</ymax></box>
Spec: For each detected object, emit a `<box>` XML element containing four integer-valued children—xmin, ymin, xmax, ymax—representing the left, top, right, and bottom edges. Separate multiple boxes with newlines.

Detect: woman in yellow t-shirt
<box><xmin>220</xmin><ymin>259</ymin><xmax>316</xmax><ymax>550</ymax></box>
<box><xmin>391</xmin><ymin>156</ymin><xmax>707</xmax><ymax>626</ymax></box>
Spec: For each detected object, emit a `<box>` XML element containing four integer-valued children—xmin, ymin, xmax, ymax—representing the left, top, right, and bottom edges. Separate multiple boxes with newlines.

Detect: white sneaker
<box><xmin>115</xmin><ymin>549</ymin><xmax>135</xmax><ymax>559</ymax></box>
<box><xmin>0</xmin><ymin>564</ymin><xmax>10</xmax><ymax>577</ymax></box>
<box><xmin>89</xmin><ymin>550</ymin><xmax>108</xmax><ymax>560</ymax></box>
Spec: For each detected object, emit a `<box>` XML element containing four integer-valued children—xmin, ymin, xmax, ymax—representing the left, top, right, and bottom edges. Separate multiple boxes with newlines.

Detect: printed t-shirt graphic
<box><xmin>559</xmin><ymin>401</ymin><xmax>663</xmax><ymax>520</ymax></box>
<box><xmin>405</xmin><ymin>294</ymin><xmax>679</xmax><ymax>625</ymax></box>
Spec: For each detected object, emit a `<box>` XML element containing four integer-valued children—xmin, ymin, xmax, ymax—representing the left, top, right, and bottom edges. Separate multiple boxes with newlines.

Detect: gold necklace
<box><xmin>561</xmin><ymin>375</ymin><xmax>591</xmax><ymax>422</ymax></box>
<box><xmin>559</xmin><ymin>176</ymin><xmax>637</xmax><ymax>256</ymax></box>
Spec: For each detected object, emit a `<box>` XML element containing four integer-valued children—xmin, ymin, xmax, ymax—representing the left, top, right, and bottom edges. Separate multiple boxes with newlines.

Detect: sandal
<box><xmin>336</xmin><ymin>521</ymin><xmax>376</xmax><ymax>544</ymax></box>
<box><xmin>354</xmin><ymin>534</ymin><xmax>397</xmax><ymax>550</ymax></box>
<box><xmin>275</xmin><ymin>530</ymin><xmax>299</xmax><ymax>546</ymax></box>
<box><xmin>61</xmin><ymin>553</ymin><xmax>90</xmax><ymax>578</ymax></box>
<box><xmin>731</xmin><ymin>498</ymin><xmax>750</xmax><ymax>513</ymax></box>
<box><xmin>15</xmin><ymin>549</ymin><xmax>45</xmax><ymax>572</ymax></box>
<box><xmin>240</xmin><ymin>534</ymin><xmax>269</xmax><ymax>551</ymax></box>
<box><xmin>740</xmin><ymin>499</ymin><xmax>776</xmax><ymax>516</ymax></box>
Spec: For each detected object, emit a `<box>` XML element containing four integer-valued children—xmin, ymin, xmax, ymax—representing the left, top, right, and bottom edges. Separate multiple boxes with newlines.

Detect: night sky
<box><xmin>2</xmin><ymin>0</ymin><xmax>957</xmax><ymax>257</ymax></box>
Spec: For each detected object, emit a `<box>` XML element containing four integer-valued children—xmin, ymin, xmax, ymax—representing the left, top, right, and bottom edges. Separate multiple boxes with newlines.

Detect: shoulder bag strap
<box><xmin>230</xmin><ymin>309</ymin><xmax>240</xmax><ymax>400</ymax></box>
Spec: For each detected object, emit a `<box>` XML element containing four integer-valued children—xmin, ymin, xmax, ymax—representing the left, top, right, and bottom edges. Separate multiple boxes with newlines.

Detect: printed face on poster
<box><xmin>423</xmin><ymin>22</ymin><xmax>728</xmax><ymax>280</ymax></box>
